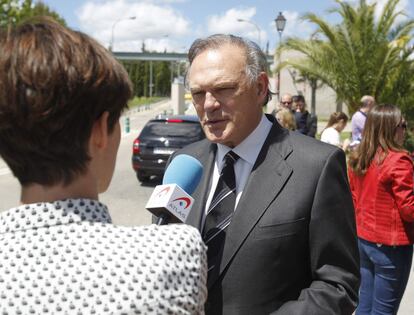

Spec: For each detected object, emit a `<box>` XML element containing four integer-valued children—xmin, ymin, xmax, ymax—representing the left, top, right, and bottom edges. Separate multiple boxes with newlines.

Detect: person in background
<box><xmin>270</xmin><ymin>93</ymin><xmax>293</xmax><ymax>116</ymax></box>
<box><xmin>275</xmin><ymin>107</ymin><xmax>297</xmax><ymax>131</ymax></box>
<box><xmin>178</xmin><ymin>33</ymin><xmax>359</xmax><ymax>314</ymax></box>
<box><xmin>320</xmin><ymin>111</ymin><xmax>350</xmax><ymax>151</ymax></box>
<box><xmin>0</xmin><ymin>17</ymin><xmax>207</xmax><ymax>314</ymax></box>
<box><xmin>348</xmin><ymin>104</ymin><xmax>414</xmax><ymax>315</ymax></box>
<box><xmin>279</xmin><ymin>93</ymin><xmax>293</xmax><ymax>110</ymax></box>
<box><xmin>351</xmin><ymin>95</ymin><xmax>375</xmax><ymax>142</ymax></box>
<box><xmin>293</xmin><ymin>94</ymin><xmax>317</xmax><ymax>137</ymax></box>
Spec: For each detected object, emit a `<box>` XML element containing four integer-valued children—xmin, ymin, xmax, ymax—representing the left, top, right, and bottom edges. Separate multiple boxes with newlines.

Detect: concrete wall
<box><xmin>171</xmin><ymin>78</ymin><xmax>185</xmax><ymax>115</ymax></box>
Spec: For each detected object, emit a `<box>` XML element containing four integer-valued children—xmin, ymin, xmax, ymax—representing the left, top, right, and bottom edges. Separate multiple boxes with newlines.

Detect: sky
<box><xmin>42</xmin><ymin>0</ymin><xmax>413</xmax><ymax>53</ymax></box>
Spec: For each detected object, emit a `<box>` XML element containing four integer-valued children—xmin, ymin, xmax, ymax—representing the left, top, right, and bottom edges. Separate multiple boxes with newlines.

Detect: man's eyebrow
<box><xmin>190</xmin><ymin>87</ymin><xmax>202</xmax><ymax>93</ymax></box>
<box><xmin>214</xmin><ymin>83</ymin><xmax>237</xmax><ymax>88</ymax></box>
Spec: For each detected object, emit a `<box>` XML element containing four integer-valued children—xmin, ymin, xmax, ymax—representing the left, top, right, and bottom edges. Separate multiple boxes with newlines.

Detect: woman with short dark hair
<box><xmin>0</xmin><ymin>17</ymin><xmax>207</xmax><ymax>314</ymax></box>
<box><xmin>348</xmin><ymin>104</ymin><xmax>414</xmax><ymax>315</ymax></box>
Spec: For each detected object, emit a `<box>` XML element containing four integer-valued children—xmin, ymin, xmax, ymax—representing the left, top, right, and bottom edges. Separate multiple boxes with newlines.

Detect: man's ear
<box><xmin>90</xmin><ymin>111</ymin><xmax>110</xmax><ymax>151</ymax></box>
<box><xmin>257</xmin><ymin>72</ymin><xmax>269</xmax><ymax>99</ymax></box>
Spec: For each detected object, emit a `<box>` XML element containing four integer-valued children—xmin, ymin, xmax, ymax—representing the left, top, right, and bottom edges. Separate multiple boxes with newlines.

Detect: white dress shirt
<box><xmin>0</xmin><ymin>198</ymin><xmax>207</xmax><ymax>315</ymax></box>
<box><xmin>205</xmin><ymin>114</ymin><xmax>273</xmax><ymax>215</ymax></box>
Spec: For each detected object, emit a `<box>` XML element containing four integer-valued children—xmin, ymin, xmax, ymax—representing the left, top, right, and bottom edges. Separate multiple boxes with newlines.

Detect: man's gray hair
<box><xmin>360</xmin><ymin>95</ymin><xmax>375</xmax><ymax>108</ymax></box>
<box><xmin>186</xmin><ymin>34</ymin><xmax>273</xmax><ymax>105</ymax></box>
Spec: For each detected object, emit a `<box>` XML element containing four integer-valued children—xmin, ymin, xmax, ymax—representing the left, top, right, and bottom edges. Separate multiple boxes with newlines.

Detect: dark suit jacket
<box><xmin>295</xmin><ymin>110</ymin><xmax>318</xmax><ymax>137</ymax></box>
<box><xmin>173</xmin><ymin>115</ymin><xmax>360</xmax><ymax>315</ymax></box>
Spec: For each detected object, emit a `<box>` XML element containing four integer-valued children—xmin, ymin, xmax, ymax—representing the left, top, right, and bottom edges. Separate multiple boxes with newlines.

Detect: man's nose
<box><xmin>204</xmin><ymin>92</ymin><xmax>220</xmax><ymax>110</ymax></box>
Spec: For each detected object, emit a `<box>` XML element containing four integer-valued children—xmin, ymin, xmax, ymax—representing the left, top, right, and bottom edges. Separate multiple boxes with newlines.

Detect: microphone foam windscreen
<box><xmin>163</xmin><ymin>154</ymin><xmax>203</xmax><ymax>195</ymax></box>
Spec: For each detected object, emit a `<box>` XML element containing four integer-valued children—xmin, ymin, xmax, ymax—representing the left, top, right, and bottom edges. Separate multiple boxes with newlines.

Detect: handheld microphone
<box><xmin>146</xmin><ymin>154</ymin><xmax>203</xmax><ymax>225</ymax></box>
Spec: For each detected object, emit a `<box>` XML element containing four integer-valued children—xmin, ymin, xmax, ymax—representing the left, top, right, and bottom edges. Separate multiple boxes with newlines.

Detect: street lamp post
<box><xmin>109</xmin><ymin>16</ymin><xmax>136</xmax><ymax>52</ymax></box>
<box><xmin>237</xmin><ymin>18</ymin><xmax>261</xmax><ymax>49</ymax></box>
<box><xmin>275</xmin><ymin>12</ymin><xmax>286</xmax><ymax>101</ymax></box>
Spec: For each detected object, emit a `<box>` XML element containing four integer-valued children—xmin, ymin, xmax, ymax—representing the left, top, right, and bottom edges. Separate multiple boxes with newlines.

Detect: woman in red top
<box><xmin>348</xmin><ymin>104</ymin><xmax>414</xmax><ymax>315</ymax></box>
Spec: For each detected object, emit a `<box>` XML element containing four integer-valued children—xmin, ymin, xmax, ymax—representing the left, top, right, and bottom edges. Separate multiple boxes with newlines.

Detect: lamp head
<box><xmin>275</xmin><ymin>12</ymin><xmax>286</xmax><ymax>33</ymax></box>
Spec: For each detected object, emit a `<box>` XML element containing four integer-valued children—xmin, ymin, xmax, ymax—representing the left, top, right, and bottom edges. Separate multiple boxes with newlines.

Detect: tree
<box><xmin>121</xmin><ymin>59</ymin><xmax>174</xmax><ymax>98</ymax></box>
<box><xmin>287</xmin><ymin>68</ymin><xmax>325</xmax><ymax>114</ymax></box>
<box><xmin>280</xmin><ymin>0</ymin><xmax>414</xmax><ymax>115</ymax></box>
<box><xmin>0</xmin><ymin>0</ymin><xmax>65</xmax><ymax>28</ymax></box>
<box><xmin>154</xmin><ymin>61</ymin><xmax>171</xmax><ymax>96</ymax></box>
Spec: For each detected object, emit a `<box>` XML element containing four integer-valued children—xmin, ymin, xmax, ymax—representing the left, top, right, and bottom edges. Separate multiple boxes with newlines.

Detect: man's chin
<box><xmin>206</xmin><ymin>133</ymin><xmax>236</xmax><ymax>148</ymax></box>
<box><xmin>204</xmin><ymin>126</ymin><xmax>224</xmax><ymax>138</ymax></box>
<box><xmin>207</xmin><ymin>135</ymin><xmax>224</xmax><ymax>143</ymax></box>
<box><xmin>206</xmin><ymin>132</ymin><xmax>226</xmax><ymax>144</ymax></box>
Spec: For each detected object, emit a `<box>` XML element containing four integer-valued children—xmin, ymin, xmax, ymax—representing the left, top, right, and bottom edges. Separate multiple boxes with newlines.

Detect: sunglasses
<box><xmin>281</xmin><ymin>101</ymin><xmax>292</xmax><ymax>105</ymax></box>
<box><xmin>397</xmin><ymin>122</ymin><xmax>407</xmax><ymax>129</ymax></box>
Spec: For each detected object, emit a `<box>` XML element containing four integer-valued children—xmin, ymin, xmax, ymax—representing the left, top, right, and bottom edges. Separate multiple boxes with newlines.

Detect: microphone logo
<box><xmin>156</xmin><ymin>186</ymin><xmax>171</xmax><ymax>198</ymax></box>
<box><xmin>172</xmin><ymin>197</ymin><xmax>191</xmax><ymax>209</ymax></box>
<box><xmin>146</xmin><ymin>183</ymin><xmax>195</xmax><ymax>223</ymax></box>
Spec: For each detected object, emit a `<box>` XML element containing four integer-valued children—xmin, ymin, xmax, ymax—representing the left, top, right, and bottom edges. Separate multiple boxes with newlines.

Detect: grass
<box><xmin>128</xmin><ymin>96</ymin><xmax>166</xmax><ymax>109</ymax></box>
<box><xmin>341</xmin><ymin>131</ymin><xmax>351</xmax><ymax>141</ymax></box>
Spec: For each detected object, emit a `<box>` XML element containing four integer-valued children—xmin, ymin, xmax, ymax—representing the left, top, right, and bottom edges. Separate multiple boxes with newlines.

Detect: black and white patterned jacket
<box><xmin>0</xmin><ymin>198</ymin><xmax>207</xmax><ymax>315</ymax></box>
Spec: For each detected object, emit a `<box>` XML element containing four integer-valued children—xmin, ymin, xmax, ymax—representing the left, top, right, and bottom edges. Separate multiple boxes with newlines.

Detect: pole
<box><xmin>125</xmin><ymin>116</ymin><xmax>130</xmax><ymax>133</ymax></box>
<box><xmin>109</xmin><ymin>16</ymin><xmax>136</xmax><ymax>52</ymax></box>
<box><xmin>277</xmin><ymin>32</ymin><xmax>282</xmax><ymax>101</ymax></box>
<box><xmin>109</xmin><ymin>18</ymin><xmax>121</xmax><ymax>51</ymax></box>
<box><xmin>237</xmin><ymin>19</ymin><xmax>261</xmax><ymax>49</ymax></box>
<box><xmin>311</xmin><ymin>79</ymin><xmax>316</xmax><ymax>115</ymax></box>
<box><xmin>149</xmin><ymin>60</ymin><xmax>153</xmax><ymax>98</ymax></box>
<box><xmin>170</xmin><ymin>61</ymin><xmax>174</xmax><ymax>83</ymax></box>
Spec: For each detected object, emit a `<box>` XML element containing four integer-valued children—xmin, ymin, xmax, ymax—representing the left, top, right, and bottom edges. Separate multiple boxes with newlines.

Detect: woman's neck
<box><xmin>20</xmin><ymin>174</ymin><xmax>98</xmax><ymax>204</ymax></box>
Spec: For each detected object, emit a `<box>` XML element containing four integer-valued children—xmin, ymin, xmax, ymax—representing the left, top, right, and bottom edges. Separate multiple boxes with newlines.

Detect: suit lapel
<box><xmin>185</xmin><ymin>143</ymin><xmax>216</xmax><ymax>230</ymax></box>
<box><xmin>209</xmin><ymin>122</ymin><xmax>294</xmax><ymax>288</ymax></box>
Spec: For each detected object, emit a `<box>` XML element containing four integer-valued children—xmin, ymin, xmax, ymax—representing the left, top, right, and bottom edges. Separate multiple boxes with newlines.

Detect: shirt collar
<box><xmin>217</xmin><ymin>114</ymin><xmax>272</xmax><ymax>167</ymax></box>
<box><xmin>0</xmin><ymin>198</ymin><xmax>112</xmax><ymax>235</ymax></box>
<box><xmin>358</xmin><ymin>110</ymin><xmax>367</xmax><ymax>117</ymax></box>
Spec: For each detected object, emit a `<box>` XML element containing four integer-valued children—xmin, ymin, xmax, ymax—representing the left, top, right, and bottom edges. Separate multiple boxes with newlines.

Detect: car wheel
<box><xmin>137</xmin><ymin>171</ymin><xmax>150</xmax><ymax>183</ymax></box>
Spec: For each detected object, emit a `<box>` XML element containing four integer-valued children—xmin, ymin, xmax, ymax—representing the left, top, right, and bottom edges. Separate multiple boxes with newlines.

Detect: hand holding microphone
<box><xmin>146</xmin><ymin>154</ymin><xmax>203</xmax><ymax>225</ymax></box>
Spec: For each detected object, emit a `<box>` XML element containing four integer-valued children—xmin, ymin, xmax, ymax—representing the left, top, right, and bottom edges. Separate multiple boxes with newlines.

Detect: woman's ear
<box><xmin>90</xmin><ymin>111</ymin><xmax>110</xmax><ymax>151</ymax></box>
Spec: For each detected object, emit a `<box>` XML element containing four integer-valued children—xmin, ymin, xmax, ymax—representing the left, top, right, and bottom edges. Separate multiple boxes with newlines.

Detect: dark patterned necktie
<box><xmin>203</xmin><ymin>151</ymin><xmax>239</xmax><ymax>275</ymax></box>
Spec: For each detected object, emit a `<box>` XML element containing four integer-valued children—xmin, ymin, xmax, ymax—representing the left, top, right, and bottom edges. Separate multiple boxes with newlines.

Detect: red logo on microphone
<box><xmin>172</xmin><ymin>197</ymin><xmax>191</xmax><ymax>209</ymax></box>
<box><xmin>156</xmin><ymin>186</ymin><xmax>171</xmax><ymax>198</ymax></box>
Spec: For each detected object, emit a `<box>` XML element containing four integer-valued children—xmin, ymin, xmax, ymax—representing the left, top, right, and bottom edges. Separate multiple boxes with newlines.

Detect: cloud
<box><xmin>76</xmin><ymin>0</ymin><xmax>191</xmax><ymax>52</ymax></box>
<box><xmin>206</xmin><ymin>7</ymin><xmax>267</xmax><ymax>48</ymax></box>
<box><xmin>207</xmin><ymin>7</ymin><xmax>256</xmax><ymax>33</ymax></box>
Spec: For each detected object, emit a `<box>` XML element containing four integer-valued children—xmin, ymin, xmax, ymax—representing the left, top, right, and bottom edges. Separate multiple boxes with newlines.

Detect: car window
<box><xmin>141</xmin><ymin>121</ymin><xmax>203</xmax><ymax>138</ymax></box>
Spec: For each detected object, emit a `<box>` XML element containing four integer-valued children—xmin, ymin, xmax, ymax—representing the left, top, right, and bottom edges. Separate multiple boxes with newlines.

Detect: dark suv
<box><xmin>132</xmin><ymin>115</ymin><xmax>205</xmax><ymax>183</ymax></box>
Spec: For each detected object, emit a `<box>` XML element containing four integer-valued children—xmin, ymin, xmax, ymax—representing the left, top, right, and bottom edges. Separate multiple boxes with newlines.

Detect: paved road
<box><xmin>0</xmin><ymin>100</ymin><xmax>413</xmax><ymax>314</ymax></box>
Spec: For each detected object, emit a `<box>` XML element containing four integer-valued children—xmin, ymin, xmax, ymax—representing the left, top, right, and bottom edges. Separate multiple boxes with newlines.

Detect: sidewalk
<box><xmin>120</xmin><ymin>99</ymin><xmax>173</xmax><ymax>136</ymax></box>
<box><xmin>400</xmin><ymin>276</ymin><xmax>414</xmax><ymax>314</ymax></box>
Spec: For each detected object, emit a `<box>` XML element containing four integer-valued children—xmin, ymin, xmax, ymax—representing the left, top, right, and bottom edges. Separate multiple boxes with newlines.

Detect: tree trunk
<box><xmin>336</xmin><ymin>100</ymin><xmax>343</xmax><ymax>112</ymax></box>
<box><xmin>310</xmin><ymin>79</ymin><xmax>317</xmax><ymax>115</ymax></box>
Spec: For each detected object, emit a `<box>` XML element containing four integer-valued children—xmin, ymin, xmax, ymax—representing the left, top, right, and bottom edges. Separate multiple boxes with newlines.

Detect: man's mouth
<box><xmin>205</xmin><ymin>118</ymin><xmax>227</xmax><ymax>125</ymax></box>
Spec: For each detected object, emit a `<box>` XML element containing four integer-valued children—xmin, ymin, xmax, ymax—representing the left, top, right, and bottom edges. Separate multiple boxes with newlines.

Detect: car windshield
<box><xmin>141</xmin><ymin>121</ymin><xmax>203</xmax><ymax>138</ymax></box>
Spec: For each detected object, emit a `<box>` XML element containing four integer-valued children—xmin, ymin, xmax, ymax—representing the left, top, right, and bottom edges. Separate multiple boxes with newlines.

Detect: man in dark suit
<box><xmin>174</xmin><ymin>34</ymin><xmax>360</xmax><ymax>314</ymax></box>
